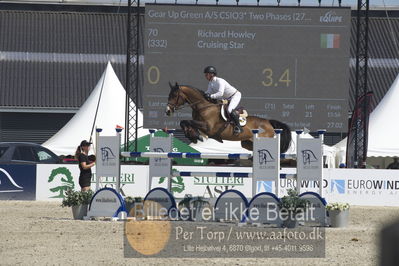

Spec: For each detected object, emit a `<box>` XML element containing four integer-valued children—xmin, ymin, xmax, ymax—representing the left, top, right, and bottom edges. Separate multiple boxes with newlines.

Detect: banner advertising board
<box><xmin>0</xmin><ymin>164</ymin><xmax>36</xmax><ymax>200</ymax></box>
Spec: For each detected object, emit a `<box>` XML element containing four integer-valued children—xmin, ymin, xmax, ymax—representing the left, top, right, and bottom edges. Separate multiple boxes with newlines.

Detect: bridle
<box><xmin>167</xmin><ymin>85</ymin><xmax>216</xmax><ymax>112</ymax></box>
<box><xmin>167</xmin><ymin>86</ymin><xmax>187</xmax><ymax>112</ymax></box>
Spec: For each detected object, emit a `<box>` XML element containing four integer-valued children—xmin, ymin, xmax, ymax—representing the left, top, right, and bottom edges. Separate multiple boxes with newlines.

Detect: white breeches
<box><xmin>228</xmin><ymin>91</ymin><xmax>241</xmax><ymax>113</ymax></box>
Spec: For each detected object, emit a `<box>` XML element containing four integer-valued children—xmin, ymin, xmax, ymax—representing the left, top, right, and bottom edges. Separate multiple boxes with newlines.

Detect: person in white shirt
<box><xmin>204</xmin><ymin>66</ymin><xmax>243</xmax><ymax>134</ymax></box>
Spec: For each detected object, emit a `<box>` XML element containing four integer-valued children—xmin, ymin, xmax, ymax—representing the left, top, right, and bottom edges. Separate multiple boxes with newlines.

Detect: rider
<box><xmin>203</xmin><ymin>66</ymin><xmax>243</xmax><ymax>134</ymax></box>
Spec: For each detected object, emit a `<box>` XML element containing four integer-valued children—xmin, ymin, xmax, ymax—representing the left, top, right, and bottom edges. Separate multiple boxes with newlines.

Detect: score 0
<box><xmin>147</xmin><ymin>65</ymin><xmax>160</xmax><ymax>85</ymax></box>
<box><xmin>261</xmin><ymin>68</ymin><xmax>291</xmax><ymax>87</ymax></box>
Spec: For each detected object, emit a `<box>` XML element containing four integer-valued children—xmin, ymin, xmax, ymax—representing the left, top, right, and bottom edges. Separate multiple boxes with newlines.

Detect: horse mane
<box><xmin>178</xmin><ymin>84</ymin><xmax>207</xmax><ymax>99</ymax></box>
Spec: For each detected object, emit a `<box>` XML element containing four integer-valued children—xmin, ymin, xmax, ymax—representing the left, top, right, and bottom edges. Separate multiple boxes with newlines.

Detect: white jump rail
<box><xmin>121</xmin><ymin>151</ymin><xmax>253</xmax><ymax>160</ymax></box>
<box><xmin>120</xmin><ymin>128</ymin><xmax>325</xmax><ymax>197</ymax></box>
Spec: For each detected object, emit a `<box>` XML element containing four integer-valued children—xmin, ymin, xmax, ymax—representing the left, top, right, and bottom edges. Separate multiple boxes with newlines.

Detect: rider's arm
<box><xmin>79</xmin><ymin>154</ymin><xmax>95</xmax><ymax>169</ymax></box>
<box><xmin>210</xmin><ymin>79</ymin><xmax>225</xmax><ymax>99</ymax></box>
<box><xmin>205</xmin><ymin>80</ymin><xmax>215</xmax><ymax>95</ymax></box>
<box><xmin>81</xmin><ymin>161</ymin><xmax>95</xmax><ymax>170</ymax></box>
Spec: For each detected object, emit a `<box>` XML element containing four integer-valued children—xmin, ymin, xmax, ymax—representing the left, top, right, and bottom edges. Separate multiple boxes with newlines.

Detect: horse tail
<box><xmin>269</xmin><ymin>120</ymin><xmax>292</xmax><ymax>153</ymax></box>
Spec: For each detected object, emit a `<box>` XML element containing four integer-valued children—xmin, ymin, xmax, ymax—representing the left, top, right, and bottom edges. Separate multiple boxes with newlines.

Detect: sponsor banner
<box><xmin>297</xmin><ymin>138</ymin><xmax>323</xmax><ymax>181</ymax></box>
<box><xmin>36</xmin><ymin>165</ymin><xmax>149</xmax><ymax>201</ymax></box>
<box><xmin>37</xmin><ymin>164</ymin><xmax>259</xmax><ymax>200</ymax></box>
<box><xmin>36</xmin><ymin>165</ymin><xmax>80</xmax><ymax>201</ymax></box>
<box><xmin>149</xmin><ymin>135</ymin><xmax>172</xmax><ymax>178</ymax></box>
<box><xmin>94</xmin><ymin>166</ymin><xmax>148</xmax><ymax>198</ymax></box>
<box><xmin>0</xmin><ymin>164</ymin><xmax>36</xmax><ymax>200</ymax></box>
<box><xmin>96</xmin><ymin>135</ymin><xmax>120</xmax><ymax>177</ymax></box>
<box><xmin>163</xmin><ymin>167</ymin><xmax>297</xmax><ymax>199</ymax></box>
<box><xmin>257</xmin><ymin>169</ymin><xmax>399</xmax><ymax>206</ymax></box>
<box><xmin>87</xmin><ymin>188</ymin><xmax>124</xmax><ymax>218</ymax></box>
<box><xmin>35</xmin><ymin>165</ymin><xmax>399</xmax><ymax>206</ymax></box>
<box><xmin>35</xmin><ymin>165</ymin><xmax>295</xmax><ymax>201</ymax></box>
<box><xmin>253</xmin><ymin>137</ymin><xmax>279</xmax><ymax>182</ymax></box>
<box><xmin>169</xmin><ymin>166</ymin><xmax>253</xmax><ymax>199</ymax></box>
<box><xmin>324</xmin><ymin>169</ymin><xmax>399</xmax><ymax>206</ymax></box>
<box><xmin>169</xmin><ymin>168</ymin><xmax>399</xmax><ymax>206</ymax></box>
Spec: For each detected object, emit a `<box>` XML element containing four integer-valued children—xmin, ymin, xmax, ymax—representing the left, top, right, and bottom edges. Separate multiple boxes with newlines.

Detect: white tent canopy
<box><xmin>43</xmin><ymin>62</ymin><xmax>145</xmax><ymax>155</ymax></box>
<box><xmin>334</xmin><ymin>72</ymin><xmax>399</xmax><ymax>165</ymax></box>
<box><xmin>367</xmin><ymin>72</ymin><xmax>399</xmax><ymax>157</ymax></box>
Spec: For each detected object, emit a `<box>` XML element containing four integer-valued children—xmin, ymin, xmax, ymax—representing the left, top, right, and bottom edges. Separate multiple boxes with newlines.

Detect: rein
<box><xmin>167</xmin><ymin>88</ymin><xmax>185</xmax><ymax>111</ymax></box>
<box><xmin>169</xmin><ymin>85</ymin><xmax>216</xmax><ymax>112</ymax></box>
<box><xmin>195</xmin><ymin>102</ymin><xmax>221</xmax><ymax>112</ymax></box>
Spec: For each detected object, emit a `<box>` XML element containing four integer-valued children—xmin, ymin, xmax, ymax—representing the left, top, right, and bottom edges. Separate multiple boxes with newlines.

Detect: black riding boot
<box><xmin>230</xmin><ymin>111</ymin><xmax>243</xmax><ymax>135</ymax></box>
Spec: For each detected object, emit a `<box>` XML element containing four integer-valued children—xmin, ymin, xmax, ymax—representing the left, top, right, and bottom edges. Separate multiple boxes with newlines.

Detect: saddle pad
<box><xmin>220</xmin><ymin>105</ymin><xmax>247</xmax><ymax>126</ymax></box>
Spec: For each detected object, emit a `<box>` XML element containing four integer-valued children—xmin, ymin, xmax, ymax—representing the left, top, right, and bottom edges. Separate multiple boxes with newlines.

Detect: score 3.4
<box><xmin>261</xmin><ymin>68</ymin><xmax>291</xmax><ymax>88</ymax></box>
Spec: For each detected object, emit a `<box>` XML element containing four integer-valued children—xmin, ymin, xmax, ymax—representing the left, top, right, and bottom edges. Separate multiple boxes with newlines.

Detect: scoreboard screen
<box><xmin>143</xmin><ymin>4</ymin><xmax>351</xmax><ymax>132</ymax></box>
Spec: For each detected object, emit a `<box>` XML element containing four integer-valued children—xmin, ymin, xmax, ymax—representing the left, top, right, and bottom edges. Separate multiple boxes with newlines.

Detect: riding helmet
<box><xmin>204</xmin><ymin>66</ymin><xmax>217</xmax><ymax>75</ymax></box>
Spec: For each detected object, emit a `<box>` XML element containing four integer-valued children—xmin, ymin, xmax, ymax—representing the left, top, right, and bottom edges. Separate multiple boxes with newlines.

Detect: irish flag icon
<box><xmin>321</xmin><ymin>33</ymin><xmax>340</xmax><ymax>48</ymax></box>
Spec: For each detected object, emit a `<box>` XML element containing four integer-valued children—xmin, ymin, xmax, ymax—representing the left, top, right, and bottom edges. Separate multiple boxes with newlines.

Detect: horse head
<box><xmin>166</xmin><ymin>82</ymin><xmax>185</xmax><ymax>116</ymax></box>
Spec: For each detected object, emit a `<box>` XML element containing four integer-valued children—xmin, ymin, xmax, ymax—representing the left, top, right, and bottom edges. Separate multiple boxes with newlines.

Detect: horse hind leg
<box><xmin>241</xmin><ymin>140</ymin><xmax>253</xmax><ymax>151</ymax></box>
<box><xmin>241</xmin><ymin>119</ymin><xmax>272</xmax><ymax>150</ymax></box>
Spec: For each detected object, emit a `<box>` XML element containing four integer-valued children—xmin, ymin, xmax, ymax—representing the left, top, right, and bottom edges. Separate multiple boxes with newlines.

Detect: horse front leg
<box><xmin>180</xmin><ymin>120</ymin><xmax>201</xmax><ymax>143</ymax></box>
<box><xmin>180</xmin><ymin>120</ymin><xmax>208</xmax><ymax>143</ymax></box>
<box><xmin>189</xmin><ymin>120</ymin><xmax>211</xmax><ymax>142</ymax></box>
<box><xmin>189</xmin><ymin>120</ymin><xmax>208</xmax><ymax>133</ymax></box>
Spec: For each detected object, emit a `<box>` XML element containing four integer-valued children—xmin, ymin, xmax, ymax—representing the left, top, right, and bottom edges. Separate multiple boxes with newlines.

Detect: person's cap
<box><xmin>80</xmin><ymin>140</ymin><xmax>92</xmax><ymax>147</ymax></box>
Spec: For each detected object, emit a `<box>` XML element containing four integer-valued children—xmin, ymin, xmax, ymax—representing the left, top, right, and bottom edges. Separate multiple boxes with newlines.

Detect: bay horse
<box><xmin>165</xmin><ymin>83</ymin><xmax>292</xmax><ymax>152</ymax></box>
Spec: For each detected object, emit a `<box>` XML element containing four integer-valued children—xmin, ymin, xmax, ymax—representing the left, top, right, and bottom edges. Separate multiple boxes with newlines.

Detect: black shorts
<box><xmin>79</xmin><ymin>175</ymin><xmax>91</xmax><ymax>188</ymax></box>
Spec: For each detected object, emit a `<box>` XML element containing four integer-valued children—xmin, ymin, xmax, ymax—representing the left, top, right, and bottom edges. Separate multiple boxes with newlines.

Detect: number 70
<box><xmin>148</xmin><ymin>28</ymin><xmax>158</xmax><ymax>37</ymax></box>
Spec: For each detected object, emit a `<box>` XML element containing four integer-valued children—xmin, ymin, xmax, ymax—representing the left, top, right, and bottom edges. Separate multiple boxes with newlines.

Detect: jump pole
<box><xmin>121</xmin><ymin>128</ymin><xmax>325</xmax><ymax>199</ymax></box>
<box><xmin>121</xmin><ymin>129</ymin><xmax>296</xmax><ymax>198</ymax></box>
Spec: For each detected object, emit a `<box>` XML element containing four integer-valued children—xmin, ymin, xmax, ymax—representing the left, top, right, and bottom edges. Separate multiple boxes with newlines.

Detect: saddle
<box><xmin>220</xmin><ymin>101</ymin><xmax>248</xmax><ymax>126</ymax></box>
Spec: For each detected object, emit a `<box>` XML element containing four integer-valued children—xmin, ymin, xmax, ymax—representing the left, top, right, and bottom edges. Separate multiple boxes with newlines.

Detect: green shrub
<box><xmin>125</xmin><ymin>196</ymin><xmax>134</xmax><ymax>204</ymax></box>
<box><xmin>326</xmin><ymin>202</ymin><xmax>350</xmax><ymax>211</ymax></box>
<box><xmin>279</xmin><ymin>189</ymin><xmax>309</xmax><ymax>214</ymax></box>
<box><xmin>61</xmin><ymin>189</ymin><xmax>93</xmax><ymax>207</ymax></box>
<box><xmin>80</xmin><ymin>190</ymin><xmax>94</xmax><ymax>205</ymax></box>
